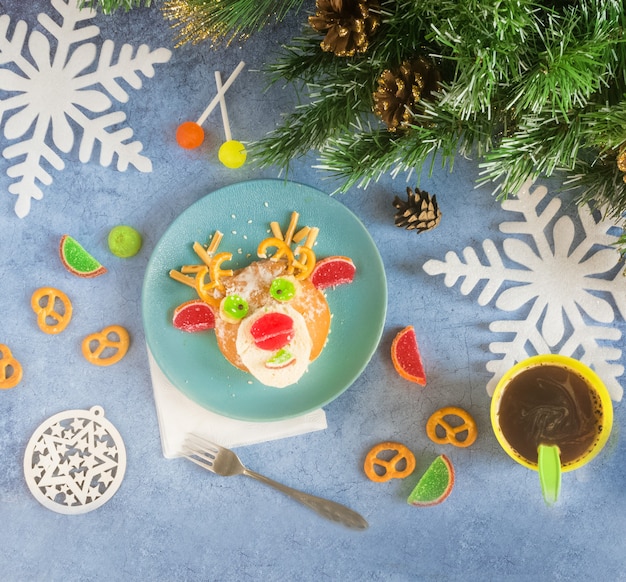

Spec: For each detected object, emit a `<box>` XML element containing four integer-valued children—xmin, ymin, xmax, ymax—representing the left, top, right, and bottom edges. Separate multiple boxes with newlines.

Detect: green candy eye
<box><xmin>221</xmin><ymin>295</ymin><xmax>249</xmax><ymax>320</ymax></box>
<box><xmin>270</xmin><ymin>278</ymin><xmax>297</xmax><ymax>302</ymax></box>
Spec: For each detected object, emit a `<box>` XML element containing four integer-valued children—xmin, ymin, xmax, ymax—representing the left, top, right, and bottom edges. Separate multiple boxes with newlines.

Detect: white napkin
<box><xmin>147</xmin><ymin>348</ymin><xmax>328</xmax><ymax>458</ymax></box>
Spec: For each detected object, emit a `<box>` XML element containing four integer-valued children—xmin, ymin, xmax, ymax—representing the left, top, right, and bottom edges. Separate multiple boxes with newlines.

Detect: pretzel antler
<box><xmin>169</xmin><ymin>231</ymin><xmax>233</xmax><ymax>306</ymax></box>
<box><xmin>259</xmin><ymin>212</ymin><xmax>317</xmax><ymax>279</ymax></box>
<box><xmin>170</xmin><ymin>213</ymin><xmax>320</xmax><ymax>303</ymax></box>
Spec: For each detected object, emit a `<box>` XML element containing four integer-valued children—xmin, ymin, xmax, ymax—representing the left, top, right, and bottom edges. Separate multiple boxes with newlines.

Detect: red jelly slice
<box><xmin>172</xmin><ymin>300</ymin><xmax>215</xmax><ymax>333</ymax></box>
<box><xmin>391</xmin><ymin>325</ymin><xmax>426</xmax><ymax>385</ymax></box>
<box><xmin>250</xmin><ymin>313</ymin><xmax>294</xmax><ymax>351</ymax></box>
<box><xmin>310</xmin><ymin>256</ymin><xmax>356</xmax><ymax>290</ymax></box>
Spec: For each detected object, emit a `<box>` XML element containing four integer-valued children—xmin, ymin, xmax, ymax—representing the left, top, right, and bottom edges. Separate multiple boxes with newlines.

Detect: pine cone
<box><xmin>393</xmin><ymin>186</ymin><xmax>442</xmax><ymax>232</ymax></box>
<box><xmin>309</xmin><ymin>0</ymin><xmax>381</xmax><ymax>57</ymax></box>
<box><xmin>373</xmin><ymin>57</ymin><xmax>441</xmax><ymax>132</ymax></box>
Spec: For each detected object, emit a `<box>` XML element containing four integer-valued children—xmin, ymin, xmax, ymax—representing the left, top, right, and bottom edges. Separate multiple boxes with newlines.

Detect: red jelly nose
<box><xmin>250</xmin><ymin>313</ymin><xmax>294</xmax><ymax>351</ymax></box>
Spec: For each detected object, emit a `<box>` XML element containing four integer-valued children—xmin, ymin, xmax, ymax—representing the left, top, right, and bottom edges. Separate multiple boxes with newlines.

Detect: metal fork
<box><xmin>183</xmin><ymin>434</ymin><xmax>368</xmax><ymax>530</ymax></box>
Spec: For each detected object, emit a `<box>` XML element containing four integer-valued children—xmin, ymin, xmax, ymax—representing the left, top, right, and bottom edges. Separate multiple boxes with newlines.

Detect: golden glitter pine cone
<box><xmin>309</xmin><ymin>0</ymin><xmax>381</xmax><ymax>57</ymax></box>
<box><xmin>373</xmin><ymin>57</ymin><xmax>441</xmax><ymax>132</ymax></box>
<box><xmin>393</xmin><ymin>186</ymin><xmax>442</xmax><ymax>233</ymax></box>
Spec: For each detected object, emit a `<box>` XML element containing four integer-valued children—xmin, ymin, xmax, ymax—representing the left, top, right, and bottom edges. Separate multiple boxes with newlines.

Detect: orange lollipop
<box><xmin>176</xmin><ymin>121</ymin><xmax>204</xmax><ymax>149</ymax></box>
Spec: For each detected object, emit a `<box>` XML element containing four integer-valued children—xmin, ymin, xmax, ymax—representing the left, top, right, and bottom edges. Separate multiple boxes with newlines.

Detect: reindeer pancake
<box><xmin>169</xmin><ymin>212</ymin><xmax>355</xmax><ymax>388</ymax></box>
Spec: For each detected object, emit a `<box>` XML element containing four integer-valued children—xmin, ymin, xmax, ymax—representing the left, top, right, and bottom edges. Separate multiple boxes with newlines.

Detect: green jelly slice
<box><xmin>59</xmin><ymin>234</ymin><xmax>107</xmax><ymax>278</ymax></box>
<box><xmin>407</xmin><ymin>454</ymin><xmax>454</xmax><ymax>507</ymax></box>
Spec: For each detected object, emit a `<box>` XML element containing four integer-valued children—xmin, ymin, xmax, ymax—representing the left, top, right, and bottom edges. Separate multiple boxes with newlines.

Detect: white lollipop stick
<box><xmin>214</xmin><ymin>71</ymin><xmax>232</xmax><ymax>142</ymax></box>
<box><xmin>196</xmin><ymin>60</ymin><xmax>245</xmax><ymax>126</ymax></box>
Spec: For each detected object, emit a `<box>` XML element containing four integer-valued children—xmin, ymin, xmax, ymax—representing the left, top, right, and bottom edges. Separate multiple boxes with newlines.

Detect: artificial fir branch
<box><xmin>579</xmin><ymin>102</ymin><xmax>626</xmax><ymax>152</ymax></box>
<box><xmin>251</xmin><ymin>0</ymin><xmax>626</xmax><ymax>241</ymax></box>
<box><xmin>315</xmin><ymin>102</ymin><xmax>496</xmax><ymax>191</ymax></box>
<box><xmin>161</xmin><ymin>0</ymin><xmax>305</xmax><ymax>46</ymax></box>
<box><xmin>567</xmin><ymin>160</ymin><xmax>626</xmax><ymax>220</ymax></box>
<box><xmin>266</xmin><ymin>31</ymin><xmax>350</xmax><ymax>85</ymax></box>
<box><xmin>251</xmin><ymin>77</ymin><xmax>375</xmax><ymax>168</ymax></box>
<box><xmin>79</xmin><ymin>0</ymin><xmax>152</xmax><ymax>13</ymax></box>
<box><xmin>84</xmin><ymin>0</ymin><xmax>626</xmax><ymax>248</ymax></box>
<box><xmin>509</xmin><ymin>14</ymin><xmax>619</xmax><ymax>118</ymax></box>
<box><xmin>478</xmin><ymin>113</ymin><xmax>585</xmax><ymax>196</ymax></box>
<box><xmin>315</xmin><ymin>127</ymin><xmax>426</xmax><ymax>191</ymax></box>
<box><xmin>427</xmin><ymin>0</ymin><xmax>544</xmax><ymax>119</ymax></box>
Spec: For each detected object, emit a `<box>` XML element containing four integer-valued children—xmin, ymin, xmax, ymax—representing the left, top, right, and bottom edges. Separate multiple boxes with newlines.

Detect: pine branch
<box><xmin>249</xmin><ymin>76</ymin><xmax>374</xmax><ymax>168</ymax></box>
<box><xmin>566</xmin><ymin>160</ymin><xmax>626</xmax><ymax>219</ymax></box>
<box><xmin>507</xmin><ymin>10</ymin><xmax>620</xmax><ymax>119</ymax></box>
<box><xmin>161</xmin><ymin>0</ymin><xmax>305</xmax><ymax>46</ymax></box>
<box><xmin>267</xmin><ymin>0</ymin><xmax>449</xmax><ymax>86</ymax></box>
<box><xmin>478</xmin><ymin>111</ymin><xmax>585</xmax><ymax>195</ymax></box>
<box><xmin>266</xmin><ymin>31</ymin><xmax>352</xmax><ymax>85</ymax></box>
<box><xmin>79</xmin><ymin>0</ymin><xmax>153</xmax><ymax>13</ymax></box>
<box><xmin>579</xmin><ymin>101</ymin><xmax>626</xmax><ymax>152</ymax></box>
<box><xmin>367</xmin><ymin>0</ymin><xmax>434</xmax><ymax>64</ymax></box>
<box><xmin>427</xmin><ymin>0</ymin><xmax>544</xmax><ymax>118</ymax></box>
<box><xmin>316</xmin><ymin>127</ymin><xmax>433</xmax><ymax>191</ymax></box>
<box><xmin>314</xmin><ymin>100</ymin><xmax>497</xmax><ymax>191</ymax></box>
<box><xmin>481</xmin><ymin>95</ymin><xmax>626</xmax><ymax>202</ymax></box>
<box><xmin>248</xmin><ymin>0</ymin><xmax>626</xmax><ymax>231</ymax></box>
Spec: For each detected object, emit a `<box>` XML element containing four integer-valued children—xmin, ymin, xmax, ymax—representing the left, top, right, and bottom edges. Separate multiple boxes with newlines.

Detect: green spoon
<box><xmin>538</xmin><ymin>444</ymin><xmax>561</xmax><ymax>506</ymax></box>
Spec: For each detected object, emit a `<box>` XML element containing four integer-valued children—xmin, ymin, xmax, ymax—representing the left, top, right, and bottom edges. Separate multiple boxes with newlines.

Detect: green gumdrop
<box><xmin>221</xmin><ymin>295</ymin><xmax>249</xmax><ymax>320</ymax></box>
<box><xmin>270</xmin><ymin>278</ymin><xmax>297</xmax><ymax>302</ymax></box>
<box><xmin>108</xmin><ymin>225</ymin><xmax>142</xmax><ymax>258</ymax></box>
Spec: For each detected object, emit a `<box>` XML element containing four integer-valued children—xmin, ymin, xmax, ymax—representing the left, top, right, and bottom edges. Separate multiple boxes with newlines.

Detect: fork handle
<box><xmin>243</xmin><ymin>469</ymin><xmax>368</xmax><ymax>530</ymax></box>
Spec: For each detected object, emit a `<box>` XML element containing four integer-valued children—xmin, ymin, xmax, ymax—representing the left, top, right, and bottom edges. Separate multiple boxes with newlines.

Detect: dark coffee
<box><xmin>497</xmin><ymin>364</ymin><xmax>603</xmax><ymax>466</ymax></box>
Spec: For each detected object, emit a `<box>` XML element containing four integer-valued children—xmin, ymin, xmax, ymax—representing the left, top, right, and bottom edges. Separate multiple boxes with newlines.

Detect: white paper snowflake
<box><xmin>23</xmin><ymin>405</ymin><xmax>126</xmax><ymax>514</ymax></box>
<box><xmin>423</xmin><ymin>181</ymin><xmax>626</xmax><ymax>401</ymax></box>
<box><xmin>0</xmin><ymin>0</ymin><xmax>172</xmax><ymax>217</ymax></box>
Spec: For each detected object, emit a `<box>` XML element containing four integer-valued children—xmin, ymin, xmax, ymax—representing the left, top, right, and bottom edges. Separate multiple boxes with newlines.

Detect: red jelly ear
<box><xmin>310</xmin><ymin>256</ymin><xmax>356</xmax><ymax>290</ymax></box>
<box><xmin>172</xmin><ymin>300</ymin><xmax>216</xmax><ymax>333</ymax></box>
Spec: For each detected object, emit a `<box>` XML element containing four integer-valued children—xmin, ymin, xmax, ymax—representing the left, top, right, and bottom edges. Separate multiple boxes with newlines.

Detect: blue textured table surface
<box><xmin>1</xmin><ymin>3</ymin><xmax>625</xmax><ymax>581</ymax></box>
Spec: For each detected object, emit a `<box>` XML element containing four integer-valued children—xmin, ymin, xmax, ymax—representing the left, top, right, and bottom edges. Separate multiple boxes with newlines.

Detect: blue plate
<box><xmin>142</xmin><ymin>180</ymin><xmax>387</xmax><ymax>421</ymax></box>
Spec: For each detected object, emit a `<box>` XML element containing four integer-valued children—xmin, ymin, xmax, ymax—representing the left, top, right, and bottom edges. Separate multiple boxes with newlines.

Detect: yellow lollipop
<box><xmin>215</xmin><ymin>70</ymin><xmax>247</xmax><ymax>169</ymax></box>
<box><xmin>219</xmin><ymin>140</ymin><xmax>247</xmax><ymax>169</ymax></box>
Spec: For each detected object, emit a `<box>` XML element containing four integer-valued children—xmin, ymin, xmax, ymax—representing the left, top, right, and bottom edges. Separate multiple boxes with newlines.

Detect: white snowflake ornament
<box><xmin>0</xmin><ymin>0</ymin><xmax>172</xmax><ymax>217</ymax></box>
<box><xmin>23</xmin><ymin>405</ymin><xmax>126</xmax><ymax>514</ymax></box>
<box><xmin>423</xmin><ymin>181</ymin><xmax>626</xmax><ymax>401</ymax></box>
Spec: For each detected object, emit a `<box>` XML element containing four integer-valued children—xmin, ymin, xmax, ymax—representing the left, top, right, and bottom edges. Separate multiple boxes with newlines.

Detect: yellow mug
<box><xmin>490</xmin><ymin>354</ymin><xmax>613</xmax><ymax>473</ymax></box>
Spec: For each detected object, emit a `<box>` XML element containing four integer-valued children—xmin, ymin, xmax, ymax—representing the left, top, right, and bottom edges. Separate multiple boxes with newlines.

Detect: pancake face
<box><xmin>214</xmin><ymin>260</ymin><xmax>331</xmax><ymax>387</ymax></box>
<box><xmin>169</xmin><ymin>213</ymin><xmax>353</xmax><ymax>389</ymax></box>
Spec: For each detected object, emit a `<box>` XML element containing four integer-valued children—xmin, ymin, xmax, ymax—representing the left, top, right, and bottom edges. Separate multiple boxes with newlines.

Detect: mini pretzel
<box><xmin>363</xmin><ymin>441</ymin><xmax>416</xmax><ymax>482</ymax></box>
<box><xmin>292</xmin><ymin>246</ymin><xmax>316</xmax><ymax>280</ymax></box>
<box><xmin>426</xmin><ymin>406</ymin><xmax>477</xmax><ymax>448</ymax></box>
<box><xmin>257</xmin><ymin>237</ymin><xmax>294</xmax><ymax>264</ymax></box>
<box><xmin>31</xmin><ymin>287</ymin><xmax>73</xmax><ymax>334</ymax></box>
<box><xmin>0</xmin><ymin>344</ymin><xmax>23</xmax><ymax>389</ymax></box>
<box><xmin>193</xmin><ymin>266</ymin><xmax>221</xmax><ymax>306</ymax></box>
<box><xmin>82</xmin><ymin>325</ymin><xmax>130</xmax><ymax>366</ymax></box>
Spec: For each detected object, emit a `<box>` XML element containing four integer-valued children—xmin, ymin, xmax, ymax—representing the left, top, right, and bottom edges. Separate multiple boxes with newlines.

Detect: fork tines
<box><xmin>182</xmin><ymin>435</ymin><xmax>219</xmax><ymax>471</ymax></box>
<box><xmin>185</xmin><ymin>434</ymin><xmax>221</xmax><ymax>453</ymax></box>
